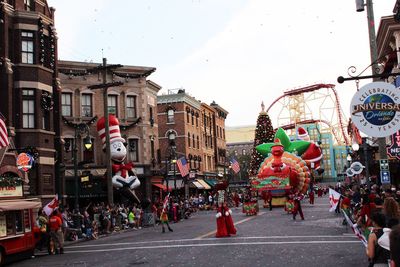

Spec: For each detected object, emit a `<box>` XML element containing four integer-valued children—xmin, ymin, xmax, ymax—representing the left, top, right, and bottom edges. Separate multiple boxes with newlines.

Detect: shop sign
<box><xmin>16</xmin><ymin>152</ymin><xmax>34</xmax><ymax>172</ymax></box>
<box><xmin>387</xmin><ymin>131</ymin><xmax>400</xmax><ymax>160</ymax></box>
<box><xmin>0</xmin><ymin>185</ymin><xmax>23</xmax><ymax>198</ymax></box>
<box><xmin>350</xmin><ymin>82</ymin><xmax>400</xmax><ymax>137</ymax></box>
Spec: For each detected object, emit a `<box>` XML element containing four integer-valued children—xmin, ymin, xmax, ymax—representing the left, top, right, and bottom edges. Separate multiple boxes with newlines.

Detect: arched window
<box><xmin>197</xmin><ymin>136</ymin><xmax>200</xmax><ymax>149</ymax></box>
<box><xmin>192</xmin><ymin>134</ymin><xmax>195</xmax><ymax>149</ymax></box>
<box><xmin>188</xmin><ymin>132</ymin><xmax>191</xmax><ymax>147</ymax></box>
<box><xmin>167</xmin><ymin>109</ymin><xmax>174</xmax><ymax>123</ymax></box>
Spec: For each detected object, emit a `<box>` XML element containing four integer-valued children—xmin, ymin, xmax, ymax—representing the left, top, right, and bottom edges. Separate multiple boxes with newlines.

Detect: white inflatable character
<box><xmin>97</xmin><ymin>115</ymin><xmax>141</xmax><ymax>200</ymax></box>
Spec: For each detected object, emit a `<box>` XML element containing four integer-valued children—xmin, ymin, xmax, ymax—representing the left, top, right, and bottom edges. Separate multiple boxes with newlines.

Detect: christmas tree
<box><xmin>249</xmin><ymin>102</ymin><xmax>275</xmax><ymax>176</ymax></box>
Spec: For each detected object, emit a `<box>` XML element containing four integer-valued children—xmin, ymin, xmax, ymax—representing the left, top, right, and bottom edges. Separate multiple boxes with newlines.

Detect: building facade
<box><xmin>0</xmin><ymin>0</ymin><xmax>61</xmax><ymax>201</ymax></box>
<box><xmin>157</xmin><ymin>89</ymin><xmax>228</xmax><ymax>193</ymax></box>
<box><xmin>58</xmin><ymin>60</ymin><xmax>160</xmax><ymax>205</ymax></box>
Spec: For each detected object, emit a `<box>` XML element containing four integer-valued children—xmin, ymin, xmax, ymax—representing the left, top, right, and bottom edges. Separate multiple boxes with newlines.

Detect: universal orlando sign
<box><xmin>351</xmin><ymin>82</ymin><xmax>400</xmax><ymax>138</ymax></box>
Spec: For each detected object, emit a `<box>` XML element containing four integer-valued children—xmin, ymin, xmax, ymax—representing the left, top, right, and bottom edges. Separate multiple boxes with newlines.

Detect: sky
<box><xmin>47</xmin><ymin>0</ymin><xmax>396</xmax><ymax>128</ymax></box>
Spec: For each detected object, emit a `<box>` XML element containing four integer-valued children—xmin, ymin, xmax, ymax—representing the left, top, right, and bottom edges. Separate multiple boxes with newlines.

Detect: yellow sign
<box><xmin>0</xmin><ymin>185</ymin><xmax>23</xmax><ymax>198</ymax></box>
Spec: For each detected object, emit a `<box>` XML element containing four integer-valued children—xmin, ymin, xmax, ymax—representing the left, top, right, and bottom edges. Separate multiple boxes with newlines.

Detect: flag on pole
<box><xmin>162</xmin><ymin>193</ymin><xmax>170</xmax><ymax>212</ymax></box>
<box><xmin>0</xmin><ymin>118</ymin><xmax>9</xmax><ymax>148</ymax></box>
<box><xmin>329</xmin><ymin>188</ymin><xmax>341</xmax><ymax>212</ymax></box>
<box><xmin>230</xmin><ymin>158</ymin><xmax>240</xmax><ymax>174</ymax></box>
<box><xmin>176</xmin><ymin>157</ymin><xmax>189</xmax><ymax>177</ymax></box>
<box><xmin>342</xmin><ymin>210</ymin><xmax>367</xmax><ymax>247</ymax></box>
<box><xmin>43</xmin><ymin>195</ymin><xmax>59</xmax><ymax>216</ymax></box>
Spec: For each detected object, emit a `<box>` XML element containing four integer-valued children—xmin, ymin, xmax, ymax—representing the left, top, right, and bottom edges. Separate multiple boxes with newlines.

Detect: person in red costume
<box><xmin>215</xmin><ymin>202</ymin><xmax>229</xmax><ymax>237</ymax></box>
<box><xmin>297</xmin><ymin>127</ymin><xmax>324</xmax><ymax>175</ymax></box>
<box><xmin>223</xmin><ymin>202</ymin><xmax>237</xmax><ymax>235</ymax></box>
<box><xmin>309</xmin><ymin>188</ymin><xmax>315</xmax><ymax>205</ymax></box>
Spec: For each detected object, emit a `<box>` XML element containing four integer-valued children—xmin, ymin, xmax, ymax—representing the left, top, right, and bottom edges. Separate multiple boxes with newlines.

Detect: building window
<box><xmin>81</xmin><ymin>94</ymin><xmax>92</xmax><ymax>117</ymax></box>
<box><xmin>149</xmin><ymin>106</ymin><xmax>154</xmax><ymax>126</ymax></box>
<box><xmin>188</xmin><ymin>132</ymin><xmax>191</xmax><ymax>147</ymax></box>
<box><xmin>197</xmin><ymin>136</ymin><xmax>200</xmax><ymax>149</ymax></box>
<box><xmin>191</xmin><ymin>113</ymin><xmax>194</xmax><ymax>125</ymax></box>
<box><xmin>22</xmin><ymin>89</ymin><xmax>35</xmax><ymax>128</ymax></box>
<box><xmin>187</xmin><ymin>111</ymin><xmax>190</xmax><ymax>123</ymax></box>
<box><xmin>21</xmin><ymin>31</ymin><xmax>34</xmax><ymax>64</ymax></box>
<box><xmin>61</xmin><ymin>93</ymin><xmax>72</xmax><ymax>116</ymax></box>
<box><xmin>167</xmin><ymin>109</ymin><xmax>174</xmax><ymax>123</ymax></box>
<box><xmin>24</xmin><ymin>0</ymin><xmax>33</xmax><ymax>11</ymax></box>
<box><xmin>196</xmin><ymin>116</ymin><xmax>198</xmax><ymax>127</ymax></box>
<box><xmin>108</xmin><ymin>95</ymin><xmax>118</xmax><ymax>115</ymax></box>
<box><xmin>126</xmin><ymin>95</ymin><xmax>137</xmax><ymax>118</ymax></box>
<box><xmin>128</xmin><ymin>139</ymin><xmax>139</xmax><ymax>162</ymax></box>
<box><xmin>192</xmin><ymin>134</ymin><xmax>195</xmax><ymax>149</ymax></box>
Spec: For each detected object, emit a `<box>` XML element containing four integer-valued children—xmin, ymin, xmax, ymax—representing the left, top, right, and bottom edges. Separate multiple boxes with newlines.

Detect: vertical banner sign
<box><xmin>350</xmin><ymin>82</ymin><xmax>400</xmax><ymax>137</ymax></box>
<box><xmin>387</xmin><ymin>131</ymin><xmax>400</xmax><ymax>160</ymax></box>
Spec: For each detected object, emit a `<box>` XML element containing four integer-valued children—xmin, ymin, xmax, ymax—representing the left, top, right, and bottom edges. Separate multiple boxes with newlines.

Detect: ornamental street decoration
<box><xmin>350</xmin><ymin>162</ymin><xmax>364</xmax><ymax>175</ymax></box>
<box><xmin>350</xmin><ymin>82</ymin><xmax>400</xmax><ymax>138</ymax></box>
<box><xmin>16</xmin><ymin>152</ymin><xmax>34</xmax><ymax>172</ymax></box>
<box><xmin>387</xmin><ymin>131</ymin><xmax>400</xmax><ymax>160</ymax></box>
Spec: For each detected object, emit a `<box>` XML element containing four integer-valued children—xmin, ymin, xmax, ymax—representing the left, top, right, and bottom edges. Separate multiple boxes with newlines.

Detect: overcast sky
<box><xmin>47</xmin><ymin>0</ymin><xmax>395</xmax><ymax>127</ymax></box>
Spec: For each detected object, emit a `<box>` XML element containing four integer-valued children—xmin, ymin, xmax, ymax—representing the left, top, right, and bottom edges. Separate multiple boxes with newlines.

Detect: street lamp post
<box><xmin>167</xmin><ymin>131</ymin><xmax>176</xmax><ymax>197</ymax></box>
<box><xmin>73</xmin><ymin>123</ymin><xmax>92</xmax><ymax>210</ymax></box>
<box><xmin>352</xmin><ymin>138</ymin><xmax>371</xmax><ymax>189</ymax></box>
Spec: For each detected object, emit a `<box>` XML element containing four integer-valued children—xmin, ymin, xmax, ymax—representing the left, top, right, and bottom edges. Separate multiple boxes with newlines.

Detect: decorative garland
<box><xmin>38</xmin><ymin>18</ymin><xmax>45</xmax><ymax>65</ymax></box>
<box><xmin>49</xmin><ymin>24</ymin><xmax>56</xmax><ymax>70</ymax></box>
<box><xmin>41</xmin><ymin>91</ymin><xmax>54</xmax><ymax>111</ymax></box>
<box><xmin>0</xmin><ymin>174</ymin><xmax>22</xmax><ymax>187</ymax></box>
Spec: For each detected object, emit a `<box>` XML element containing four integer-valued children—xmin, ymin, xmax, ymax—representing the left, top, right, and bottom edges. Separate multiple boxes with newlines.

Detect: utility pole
<box><xmin>88</xmin><ymin>58</ymin><xmax>123</xmax><ymax>205</ymax></box>
<box><xmin>365</xmin><ymin>0</ymin><xmax>389</xmax><ymax>186</ymax></box>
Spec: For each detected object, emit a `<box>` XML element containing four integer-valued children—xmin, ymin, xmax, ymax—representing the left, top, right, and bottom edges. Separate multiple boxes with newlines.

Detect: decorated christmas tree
<box><xmin>249</xmin><ymin>102</ymin><xmax>275</xmax><ymax>176</ymax></box>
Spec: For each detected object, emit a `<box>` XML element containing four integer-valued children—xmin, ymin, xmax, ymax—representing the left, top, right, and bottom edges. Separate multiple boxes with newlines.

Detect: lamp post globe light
<box><xmin>73</xmin><ymin>123</ymin><xmax>92</xmax><ymax>210</ymax></box>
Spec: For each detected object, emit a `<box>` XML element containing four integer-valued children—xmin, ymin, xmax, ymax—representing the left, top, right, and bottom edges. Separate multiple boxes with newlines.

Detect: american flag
<box><xmin>176</xmin><ymin>157</ymin><xmax>189</xmax><ymax>177</ymax></box>
<box><xmin>0</xmin><ymin>118</ymin><xmax>9</xmax><ymax>148</ymax></box>
<box><xmin>230</xmin><ymin>158</ymin><xmax>241</xmax><ymax>174</ymax></box>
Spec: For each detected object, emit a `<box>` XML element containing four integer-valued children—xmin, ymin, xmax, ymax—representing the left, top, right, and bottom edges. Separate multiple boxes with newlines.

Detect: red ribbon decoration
<box><xmin>112</xmin><ymin>162</ymin><xmax>134</xmax><ymax>178</ymax></box>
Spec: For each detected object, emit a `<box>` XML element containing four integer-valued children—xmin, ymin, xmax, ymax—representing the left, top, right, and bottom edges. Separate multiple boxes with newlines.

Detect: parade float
<box><xmin>250</xmin><ymin>127</ymin><xmax>322</xmax><ymax>206</ymax></box>
<box><xmin>97</xmin><ymin>115</ymin><xmax>141</xmax><ymax>203</ymax></box>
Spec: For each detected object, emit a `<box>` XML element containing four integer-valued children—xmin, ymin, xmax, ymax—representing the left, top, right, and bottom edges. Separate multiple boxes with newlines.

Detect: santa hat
<box><xmin>297</xmin><ymin>127</ymin><xmax>310</xmax><ymax>141</ymax></box>
<box><xmin>97</xmin><ymin>115</ymin><xmax>126</xmax><ymax>148</ymax></box>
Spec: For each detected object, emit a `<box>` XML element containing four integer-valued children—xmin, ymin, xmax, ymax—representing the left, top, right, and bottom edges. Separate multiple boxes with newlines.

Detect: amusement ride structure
<box><xmin>266</xmin><ymin>83</ymin><xmax>350</xmax><ymax>146</ymax></box>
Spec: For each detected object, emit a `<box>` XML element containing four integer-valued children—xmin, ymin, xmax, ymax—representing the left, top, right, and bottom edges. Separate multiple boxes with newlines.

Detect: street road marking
<box><xmin>195</xmin><ymin>212</ymin><xmax>266</xmax><ymax>239</ymax></box>
<box><xmin>68</xmin><ymin>234</ymin><xmax>357</xmax><ymax>249</ymax></box>
<box><xmin>65</xmin><ymin>240</ymin><xmax>361</xmax><ymax>254</ymax></box>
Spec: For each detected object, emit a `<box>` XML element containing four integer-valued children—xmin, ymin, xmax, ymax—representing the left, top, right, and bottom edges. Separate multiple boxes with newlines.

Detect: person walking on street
<box><xmin>292</xmin><ymin>192</ymin><xmax>304</xmax><ymax>220</ymax></box>
<box><xmin>160</xmin><ymin>209</ymin><xmax>173</xmax><ymax>233</ymax></box>
<box><xmin>49</xmin><ymin>209</ymin><xmax>64</xmax><ymax>254</ymax></box>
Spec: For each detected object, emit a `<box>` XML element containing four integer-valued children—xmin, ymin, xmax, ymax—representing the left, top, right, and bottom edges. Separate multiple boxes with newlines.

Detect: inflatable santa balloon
<box><xmin>297</xmin><ymin>127</ymin><xmax>324</xmax><ymax>174</ymax></box>
<box><xmin>97</xmin><ymin>115</ymin><xmax>141</xmax><ymax>202</ymax></box>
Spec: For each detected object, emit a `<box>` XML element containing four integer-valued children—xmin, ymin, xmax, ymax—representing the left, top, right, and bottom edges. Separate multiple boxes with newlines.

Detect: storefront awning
<box><xmin>152</xmin><ymin>183</ymin><xmax>170</xmax><ymax>192</ymax></box>
<box><xmin>197</xmin><ymin>179</ymin><xmax>211</xmax><ymax>190</ymax></box>
<box><xmin>0</xmin><ymin>199</ymin><xmax>42</xmax><ymax>211</ymax></box>
<box><xmin>190</xmin><ymin>181</ymin><xmax>204</xmax><ymax>189</ymax></box>
<box><xmin>205</xmin><ymin>179</ymin><xmax>218</xmax><ymax>187</ymax></box>
<box><xmin>167</xmin><ymin>179</ymin><xmax>184</xmax><ymax>190</ymax></box>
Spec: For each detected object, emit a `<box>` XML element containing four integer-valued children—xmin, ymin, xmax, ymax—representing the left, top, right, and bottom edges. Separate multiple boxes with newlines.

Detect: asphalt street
<box><xmin>9</xmin><ymin>195</ymin><xmax>368</xmax><ymax>267</ymax></box>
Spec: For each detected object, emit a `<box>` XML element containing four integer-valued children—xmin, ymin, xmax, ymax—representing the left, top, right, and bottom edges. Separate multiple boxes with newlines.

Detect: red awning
<box><xmin>152</xmin><ymin>183</ymin><xmax>171</xmax><ymax>192</ymax></box>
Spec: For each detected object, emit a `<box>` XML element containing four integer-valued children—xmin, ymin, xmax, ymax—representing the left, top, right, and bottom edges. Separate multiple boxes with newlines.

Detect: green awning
<box><xmin>205</xmin><ymin>179</ymin><xmax>218</xmax><ymax>187</ymax></box>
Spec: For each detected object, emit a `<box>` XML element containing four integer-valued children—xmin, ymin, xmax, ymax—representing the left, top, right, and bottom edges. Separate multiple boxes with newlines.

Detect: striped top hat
<box><xmin>97</xmin><ymin>115</ymin><xmax>126</xmax><ymax>148</ymax></box>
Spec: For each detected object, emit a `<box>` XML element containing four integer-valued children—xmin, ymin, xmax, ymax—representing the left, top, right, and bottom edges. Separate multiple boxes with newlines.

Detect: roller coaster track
<box><xmin>267</xmin><ymin>83</ymin><xmax>350</xmax><ymax>146</ymax></box>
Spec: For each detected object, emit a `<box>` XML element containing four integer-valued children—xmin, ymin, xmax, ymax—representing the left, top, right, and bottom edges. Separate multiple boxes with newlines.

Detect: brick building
<box><xmin>58</xmin><ymin>60</ymin><xmax>160</xmax><ymax>206</ymax></box>
<box><xmin>0</xmin><ymin>0</ymin><xmax>61</xmax><ymax>201</ymax></box>
<box><xmin>157</xmin><ymin>89</ymin><xmax>228</xmax><ymax>195</ymax></box>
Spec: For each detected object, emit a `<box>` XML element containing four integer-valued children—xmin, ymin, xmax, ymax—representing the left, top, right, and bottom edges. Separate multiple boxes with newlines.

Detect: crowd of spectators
<box><xmin>335</xmin><ymin>182</ymin><xmax>400</xmax><ymax>267</ymax></box>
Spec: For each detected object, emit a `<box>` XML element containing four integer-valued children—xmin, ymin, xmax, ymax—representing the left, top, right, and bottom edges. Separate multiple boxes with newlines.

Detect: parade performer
<box><xmin>160</xmin><ymin>194</ymin><xmax>173</xmax><ymax>233</ymax></box>
<box><xmin>309</xmin><ymin>188</ymin><xmax>315</xmax><ymax>205</ymax></box>
<box><xmin>97</xmin><ymin>115</ymin><xmax>141</xmax><ymax>202</ymax></box>
<box><xmin>292</xmin><ymin>191</ymin><xmax>305</xmax><ymax>220</ymax></box>
<box><xmin>215</xmin><ymin>183</ymin><xmax>237</xmax><ymax>238</ymax></box>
